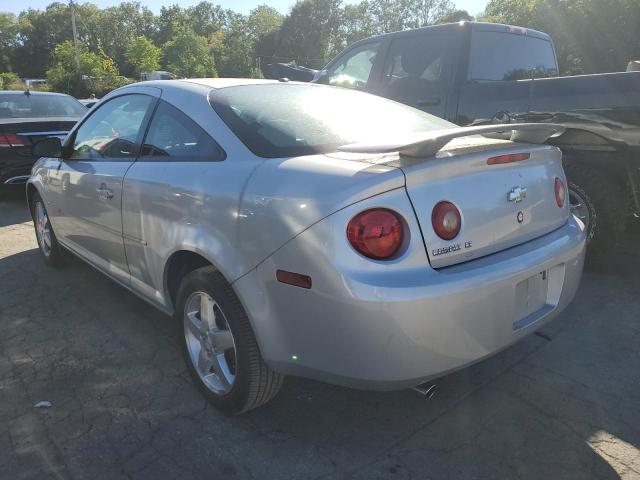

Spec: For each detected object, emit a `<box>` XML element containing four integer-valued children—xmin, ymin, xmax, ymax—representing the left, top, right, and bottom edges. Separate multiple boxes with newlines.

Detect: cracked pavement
<box><xmin>1</xmin><ymin>188</ymin><xmax>639</xmax><ymax>479</ymax></box>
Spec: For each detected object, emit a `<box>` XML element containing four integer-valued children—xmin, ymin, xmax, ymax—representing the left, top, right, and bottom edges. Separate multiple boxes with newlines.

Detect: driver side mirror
<box><xmin>315</xmin><ymin>70</ymin><xmax>330</xmax><ymax>85</ymax></box>
<box><xmin>31</xmin><ymin>136</ymin><xmax>62</xmax><ymax>159</ymax></box>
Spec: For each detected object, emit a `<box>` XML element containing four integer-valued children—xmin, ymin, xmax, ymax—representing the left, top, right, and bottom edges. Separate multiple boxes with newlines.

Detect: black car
<box><xmin>0</xmin><ymin>91</ymin><xmax>85</xmax><ymax>188</ymax></box>
<box><xmin>313</xmin><ymin>22</ymin><xmax>640</xmax><ymax>260</ymax></box>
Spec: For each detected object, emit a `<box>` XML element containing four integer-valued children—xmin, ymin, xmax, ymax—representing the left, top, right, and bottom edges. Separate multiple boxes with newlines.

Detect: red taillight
<box><xmin>0</xmin><ymin>133</ymin><xmax>24</xmax><ymax>147</ymax></box>
<box><xmin>555</xmin><ymin>177</ymin><xmax>566</xmax><ymax>208</ymax></box>
<box><xmin>347</xmin><ymin>208</ymin><xmax>404</xmax><ymax>260</ymax></box>
<box><xmin>432</xmin><ymin>201</ymin><xmax>462</xmax><ymax>240</ymax></box>
<box><xmin>487</xmin><ymin>152</ymin><xmax>530</xmax><ymax>165</ymax></box>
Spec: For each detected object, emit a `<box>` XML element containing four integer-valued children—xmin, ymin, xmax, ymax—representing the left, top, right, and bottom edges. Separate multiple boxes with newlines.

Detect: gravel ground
<box><xmin>1</xmin><ymin>187</ymin><xmax>639</xmax><ymax>480</ymax></box>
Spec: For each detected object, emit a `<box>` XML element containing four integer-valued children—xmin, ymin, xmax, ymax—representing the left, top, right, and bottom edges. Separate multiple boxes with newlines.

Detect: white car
<box><xmin>27</xmin><ymin>79</ymin><xmax>586</xmax><ymax>413</ymax></box>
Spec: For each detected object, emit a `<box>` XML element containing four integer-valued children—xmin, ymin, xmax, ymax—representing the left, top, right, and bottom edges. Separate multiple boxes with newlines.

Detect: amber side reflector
<box><xmin>487</xmin><ymin>152</ymin><xmax>530</xmax><ymax>165</ymax></box>
<box><xmin>276</xmin><ymin>270</ymin><xmax>312</xmax><ymax>289</ymax></box>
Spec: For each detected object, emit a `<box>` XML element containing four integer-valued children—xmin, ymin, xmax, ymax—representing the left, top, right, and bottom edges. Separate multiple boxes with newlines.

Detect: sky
<box><xmin>1</xmin><ymin>0</ymin><xmax>490</xmax><ymax>16</ymax></box>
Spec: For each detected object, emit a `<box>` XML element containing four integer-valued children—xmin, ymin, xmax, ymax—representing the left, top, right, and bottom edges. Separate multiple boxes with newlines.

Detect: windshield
<box><xmin>0</xmin><ymin>94</ymin><xmax>86</xmax><ymax>119</ymax></box>
<box><xmin>210</xmin><ymin>83</ymin><xmax>453</xmax><ymax>158</ymax></box>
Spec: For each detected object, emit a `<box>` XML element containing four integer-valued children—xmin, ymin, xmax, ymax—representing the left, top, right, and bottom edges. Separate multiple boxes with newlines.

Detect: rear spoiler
<box><xmin>338</xmin><ymin>123</ymin><xmax>565</xmax><ymax>158</ymax></box>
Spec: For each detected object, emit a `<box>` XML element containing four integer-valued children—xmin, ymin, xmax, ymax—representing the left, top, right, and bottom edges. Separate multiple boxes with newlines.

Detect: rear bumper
<box><xmin>235</xmin><ymin>215</ymin><xmax>586</xmax><ymax>391</ymax></box>
<box><xmin>0</xmin><ymin>153</ymin><xmax>36</xmax><ymax>185</ymax></box>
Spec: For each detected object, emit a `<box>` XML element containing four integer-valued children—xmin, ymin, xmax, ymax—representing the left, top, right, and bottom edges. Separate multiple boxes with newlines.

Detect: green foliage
<box><xmin>126</xmin><ymin>36</ymin><xmax>161</xmax><ymax>76</ymax></box>
<box><xmin>46</xmin><ymin>40</ymin><xmax>129</xmax><ymax>97</ymax></box>
<box><xmin>0</xmin><ymin>13</ymin><xmax>18</xmax><ymax>72</ymax></box>
<box><xmin>163</xmin><ymin>29</ymin><xmax>216</xmax><ymax>78</ymax></box>
<box><xmin>0</xmin><ymin>72</ymin><xmax>22</xmax><ymax>90</ymax></box>
<box><xmin>484</xmin><ymin>0</ymin><xmax>640</xmax><ymax>75</ymax></box>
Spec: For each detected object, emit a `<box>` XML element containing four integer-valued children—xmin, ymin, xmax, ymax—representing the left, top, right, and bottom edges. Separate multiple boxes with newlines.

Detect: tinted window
<box><xmin>141</xmin><ymin>101</ymin><xmax>225</xmax><ymax>160</ymax></box>
<box><xmin>469</xmin><ymin>31</ymin><xmax>558</xmax><ymax>81</ymax></box>
<box><xmin>381</xmin><ymin>35</ymin><xmax>449</xmax><ymax>103</ymax></box>
<box><xmin>326</xmin><ymin>42</ymin><xmax>380</xmax><ymax>90</ymax></box>
<box><xmin>210</xmin><ymin>84</ymin><xmax>453</xmax><ymax>158</ymax></box>
<box><xmin>0</xmin><ymin>94</ymin><xmax>86</xmax><ymax>119</ymax></box>
<box><xmin>71</xmin><ymin>94</ymin><xmax>152</xmax><ymax>160</ymax></box>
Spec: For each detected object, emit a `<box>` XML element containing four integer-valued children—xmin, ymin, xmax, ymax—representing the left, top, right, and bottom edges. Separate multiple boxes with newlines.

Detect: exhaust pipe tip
<box><xmin>411</xmin><ymin>382</ymin><xmax>438</xmax><ymax>400</ymax></box>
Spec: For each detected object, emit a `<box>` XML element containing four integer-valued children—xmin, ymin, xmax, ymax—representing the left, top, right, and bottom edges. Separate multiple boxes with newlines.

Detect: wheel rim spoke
<box><xmin>184</xmin><ymin>291</ymin><xmax>237</xmax><ymax>395</ymax></box>
<box><xmin>185</xmin><ymin>310</ymin><xmax>203</xmax><ymax>338</ymax></box>
<box><xmin>199</xmin><ymin>294</ymin><xmax>216</xmax><ymax>330</ymax></box>
<box><xmin>210</xmin><ymin>328</ymin><xmax>234</xmax><ymax>352</ymax></box>
<box><xmin>197</xmin><ymin>347</ymin><xmax>213</xmax><ymax>375</ymax></box>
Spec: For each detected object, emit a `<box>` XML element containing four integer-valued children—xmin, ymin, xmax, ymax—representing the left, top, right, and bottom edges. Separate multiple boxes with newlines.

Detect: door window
<box><xmin>469</xmin><ymin>31</ymin><xmax>558</xmax><ymax>81</ymax></box>
<box><xmin>70</xmin><ymin>94</ymin><xmax>153</xmax><ymax>160</ymax></box>
<box><xmin>381</xmin><ymin>35</ymin><xmax>449</xmax><ymax>104</ymax></box>
<box><xmin>141</xmin><ymin>101</ymin><xmax>225</xmax><ymax>160</ymax></box>
<box><xmin>326</xmin><ymin>42</ymin><xmax>380</xmax><ymax>90</ymax></box>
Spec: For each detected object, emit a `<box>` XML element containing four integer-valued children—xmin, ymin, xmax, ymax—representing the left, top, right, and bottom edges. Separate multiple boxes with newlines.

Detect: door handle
<box><xmin>96</xmin><ymin>184</ymin><xmax>114</xmax><ymax>200</ymax></box>
<box><xmin>417</xmin><ymin>97</ymin><xmax>441</xmax><ymax>107</ymax></box>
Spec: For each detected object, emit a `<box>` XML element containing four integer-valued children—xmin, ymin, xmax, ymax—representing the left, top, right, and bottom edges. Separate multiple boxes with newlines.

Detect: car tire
<box><xmin>564</xmin><ymin>163</ymin><xmax>626</xmax><ymax>264</ymax></box>
<box><xmin>176</xmin><ymin>266</ymin><xmax>284</xmax><ymax>414</ymax></box>
<box><xmin>31</xmin><ymin>192</ymin><xmax>64</xmax><ymax>267</ymax></box>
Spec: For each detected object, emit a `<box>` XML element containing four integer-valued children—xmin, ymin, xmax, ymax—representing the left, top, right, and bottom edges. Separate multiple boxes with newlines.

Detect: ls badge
<box><xmin>508</xmin><ymin>186</ymin><xmax>527</xmax><ymax>203</ymax></box>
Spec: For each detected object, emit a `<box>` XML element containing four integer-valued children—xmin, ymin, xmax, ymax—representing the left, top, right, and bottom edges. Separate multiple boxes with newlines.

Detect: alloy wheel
<box><xmin>183</xmin><ymin>291</ymin><xmax>237</xmax><ymax>395</ymax></box>
<box><xmin>569</xmin><ymin>187</ymin><xmax>591</xmax><ymax>233</ymax></box>
<box><xmin>35</xmin><ymin>201</ymin><xmax>52</xmax><ymax>257</ymax></box>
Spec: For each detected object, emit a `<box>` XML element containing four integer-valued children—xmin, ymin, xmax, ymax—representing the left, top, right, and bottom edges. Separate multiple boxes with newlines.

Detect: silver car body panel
<box><xmin>28</xmin><ymin>79</ymin><xmax>586</xmax><ymax>390</ymax></box>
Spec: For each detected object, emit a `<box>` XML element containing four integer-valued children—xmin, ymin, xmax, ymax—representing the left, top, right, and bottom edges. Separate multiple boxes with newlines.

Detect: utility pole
<box><xmin>70</xmin><ymin>0</ymin><xmax>81</xmax><ymax>71</ymax></box>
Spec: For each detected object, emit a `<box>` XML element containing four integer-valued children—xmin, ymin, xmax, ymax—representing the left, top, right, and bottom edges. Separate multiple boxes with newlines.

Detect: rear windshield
<box><xmin>210</xmin><ymin>83</ymin><xmax>453</xmax><ymax>158</ymax></box>
<box><xmin>469</xmin><ymin>31</ymin><xmax>558</xmax><ymax>81</ymax></box>
<box><xmin>0</xmin><ymin>94</ymin><xmax>86</xmax><ymax>119</ymax></box>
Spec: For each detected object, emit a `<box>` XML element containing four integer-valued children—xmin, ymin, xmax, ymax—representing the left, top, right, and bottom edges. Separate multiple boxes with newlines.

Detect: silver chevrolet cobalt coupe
<box><xmin>27</xmin><ymin>79</ymin><xmax>586</xmax><ymax>413</ymax></box>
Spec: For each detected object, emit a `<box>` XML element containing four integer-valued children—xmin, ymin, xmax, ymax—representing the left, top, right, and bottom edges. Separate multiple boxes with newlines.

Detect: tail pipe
<box><xmin>411</xmin><ymin>382</ymin><xmax>438</xmax><ymax>400</ymax></box>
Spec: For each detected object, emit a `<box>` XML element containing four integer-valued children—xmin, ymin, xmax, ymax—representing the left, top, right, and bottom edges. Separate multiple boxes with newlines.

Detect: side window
<box><xmin>141</xmin><ymin>101</ymin><xmax>225</xmax><ymax>160</ymax></box>
<box><xmin>381</xmin><ymin>35</ymin><xmax>449</xmax><ymax>103</ymax></box>
<box><xmin>326</xmin><ymin>42</ymin><xmax>380</xmax><ymax>90</ymax></box>
<box><xmin>70</xmin><ymin>94</ymin><xmax>152</xmax><ymax>160</ymax></box>
<box><xmin>469</xmin><ymin>31</ymin><xmax>559</xmax><ymax>81</ymax></box>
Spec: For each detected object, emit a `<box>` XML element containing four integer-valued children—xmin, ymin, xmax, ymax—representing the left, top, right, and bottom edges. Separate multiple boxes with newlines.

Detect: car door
<box><xmin>51</xmin><ymin>91</ymin><xmax>157</xmax><ymax>282</ymax></box>
<box><xmin>122</xmin><ymin>99</ymin><xmax>227</xmax><ymax>304</ymax></box>
<box><xmin>378</xmin><ymin>32</ymin><xmax>454</xmax><ymax>118</ymax></box>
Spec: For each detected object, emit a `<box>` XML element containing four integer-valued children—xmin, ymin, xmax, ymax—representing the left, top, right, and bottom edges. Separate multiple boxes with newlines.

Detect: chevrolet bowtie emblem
<box><xmin>508</xmin><ymin>186</ymin><xmax>527</xmax><ymax>203</ymax></box>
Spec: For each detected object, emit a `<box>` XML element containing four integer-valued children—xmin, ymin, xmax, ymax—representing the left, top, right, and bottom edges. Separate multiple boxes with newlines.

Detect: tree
<box><xmin>483</xmin><ymin>0</ymin><xmax>640</xmax><ymax>75</ymax></box>
<box><xmin>46</xmin><ymin>40</ymin><xmax>129</xmax><ymax>97</ymax></box>
<box><xmin>163</xmin><ymin>29</ymin><xmax>216</xmax><ymax>77</ymax></box>
<box><xmin>97</xmin><ymin>2</ymin><xmax>156</xmax><ymax>77</ymax></box>
<box><xmin>126</xmin><ymin>36</ymin><xmax>161</xmax><ymax>76</ymax></box>
<box><xmin>0</xmin><ymin>13</ymin><xmax>18</xmax><ymax>72</ymax></box>
<box><xmin>437</xmin><ymin>9</ymin><xmax>474</xmax><ymax>23</ymax></box>
<box><xmin>248</xmin><ymin>5</ymin><xmax>284</xmax><ymax>69</ymax></box>
<box><xmin>0</xmin><ymin>72</ymin><xmax>22</xmax><ymax>90</ymax></box>
<box><xmin>211</xmin><ymin>14</ymin><xmax>255</xmax><ymax>77</ymax></box>
<box><xmin>274</xmin><ymin>0</ymin><xmax>343</xmax><ymax>68</ymax></box>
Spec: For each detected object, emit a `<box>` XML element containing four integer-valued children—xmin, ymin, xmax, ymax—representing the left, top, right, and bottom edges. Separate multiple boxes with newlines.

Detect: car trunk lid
<box><xmin>339</xmin><ymin>123</ymin><xmax>569</xmax><ymax>268</ymax></box>
<box><xmin>0</xmin><ymin>117</ymin><xmax>78</xmax><ymax>150</ymax></box>
<box><xmin>401</xmin><ymin>138</ymin><xmax>568</xmax><ymax>267</ymax></box>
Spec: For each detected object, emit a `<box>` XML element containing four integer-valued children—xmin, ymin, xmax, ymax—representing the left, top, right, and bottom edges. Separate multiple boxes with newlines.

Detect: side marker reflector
<box><xmin>276</xmin><ymin>270</ymin><xmax>312</xmax><ymax>289</ymax></box>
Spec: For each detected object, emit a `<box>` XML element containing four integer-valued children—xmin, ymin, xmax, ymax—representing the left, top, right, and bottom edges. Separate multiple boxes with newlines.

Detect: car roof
<box><xmin>342</xmin><ymin>21</ymin><xmax>551</xmax><ymax>48</ymax></box>
<box><xmin>0</xmin><ymin>90</ymin><xmax>74</xmax><ymax>97</ymax></box>
<box><xmin>138</xmin><ymin>78</ymin><xmax>280</xmax><ymax>90</ymax></box>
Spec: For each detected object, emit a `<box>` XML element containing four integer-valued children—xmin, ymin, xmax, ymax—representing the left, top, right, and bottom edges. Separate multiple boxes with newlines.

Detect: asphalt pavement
<box><xmin>1</xmin><ymin>187</ymin><xmax>639</xmax><ymax>480</ymax></box>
